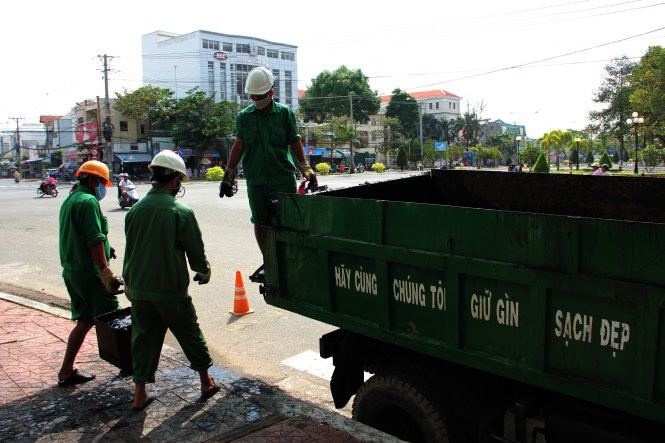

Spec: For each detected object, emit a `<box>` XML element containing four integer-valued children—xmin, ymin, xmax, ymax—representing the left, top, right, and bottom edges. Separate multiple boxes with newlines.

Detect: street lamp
<box><xmin>515</xmin><ymin>135</ymin><xmax>522</xmax><ymax>167</ymax></box>
<box><xmin>574</xmin><ymin>137</ymin><xmax>581</xmax><ymax>170</ymax></box>
<box><xmin>626</xmin><ymin>111</ymin><xmax>644</xmax><ymax>174</ymax></box>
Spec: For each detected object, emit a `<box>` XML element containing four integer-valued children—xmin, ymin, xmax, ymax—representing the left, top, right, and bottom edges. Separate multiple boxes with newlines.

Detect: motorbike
<box><xmin>37</xmin><ymin>182</ymin><xmax>58</xmax><ymax>198</ymax></box>
<box><xmin>118</xmin><ymin>183</ymin><xmax>140</xmax><ymax>208</ymax></box>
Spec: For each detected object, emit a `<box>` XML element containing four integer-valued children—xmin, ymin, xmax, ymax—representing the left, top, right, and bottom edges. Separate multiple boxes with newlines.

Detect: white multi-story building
<box><xmin>379</xmin><ymin>89</ymin><xmax>462</xmax><ymax>122</ymax></box>
<box><xmin>142</xmin><ymin>30</ymin><xmax>299</xmax><ymax>108</ymax></box>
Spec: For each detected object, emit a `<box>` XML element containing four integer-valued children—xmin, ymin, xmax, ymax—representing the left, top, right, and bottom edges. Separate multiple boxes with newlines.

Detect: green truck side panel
<box><xmin>263</xmin><ymin>170</ymin><xmax>665</xmax><ymax>424</ymax></box>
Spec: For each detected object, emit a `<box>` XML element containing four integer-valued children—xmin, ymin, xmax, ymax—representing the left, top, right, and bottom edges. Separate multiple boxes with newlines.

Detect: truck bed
<box><xmin>263</xmin><ymin>169</ymin><xmax>665</xmax><ymax>424</ymax></box>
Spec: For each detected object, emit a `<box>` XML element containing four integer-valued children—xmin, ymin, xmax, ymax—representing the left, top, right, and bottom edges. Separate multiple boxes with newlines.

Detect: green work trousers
<box><xmin>131</xmin><ymin>297</ymin><xmax>213</xmax><ymax>384</ymax></box>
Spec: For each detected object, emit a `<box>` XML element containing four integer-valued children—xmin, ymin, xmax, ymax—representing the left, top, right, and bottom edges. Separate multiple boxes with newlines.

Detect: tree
<box><xmin>385</xmin><ymin>89</ymin><xmax>419</xmax><ymax>138</ymax></box>
<box><xmin>487</xmin><ymin>132</ymin><xmax>516</xmax><ymax>163</ymax></box>
<box><xmin>396</xmin><ymin>147</ymin><xmax>408</xmax><ymax>170</ymax></box>
<box><xmin>447</xmin><ymin>144</ymin><xmax>465</xmax><ymax>164</ymax></box>
<box><xmin>114</xmin><ymin>86</ymin><xmax>174</xmax><ymax>155</ymax></box>
<box><xmin>476</xmin><ymin>145</ymin><xmax>502</xmax><ymax>167</ymax></box>
<box><xmin>520</xmin><ymin>143</ymin><xmax>544</xmax><ymax>171</ymax></box>
<box><xmin>452</xmin><ymin>104</ymin><xmax>483</xmax><ymax>150</ymax></box>
<box><xmin>559</xmin><ymin>130</ymin><xmax>573</xmax><ymax>170</ymax></box>
<box><xmin>539</xmin><ymin>131</ymin><xmax>558</xmax><ymax>166</ymax></box>
<box><xmin>170</xmin><ymin>90</ymin><xmax>236</xmax><ymax>177</ymax></box>
<box><xmin>376</xmin><ymin>116</ymin><xmax>402</xmax><ymax>164</ymax></box>
<box><xmin>639</xmin><ymin>144</ymin><xmax>665</xmax><ymax>171</ymax></box>
<box><xmin>598</xmin><ymin>151</ymin><xmax>612</xmax><ymax>169</ymax></box>
<box><xmin>421</xmin><ymin>114</ymin><xmax>447</xmax><ymax>141</ymax></box>
<box><xmin>300</xmin><ymin>66</ymin><xmax>380</xmax><ymax>123</ymax></box>
<box><xmin>589</xmin><ymin>56</ymin><xmax>636</xmax><ymax>166</ymax></box>
<box><xmin>533</xmin><ymin>153</ymin><xmax>550</xmax><ymax>173</ymax></box>
<box><xmin>630</xmin><ymin>46</ymin><xmax>665</xmax><ymax>148</ymax></box>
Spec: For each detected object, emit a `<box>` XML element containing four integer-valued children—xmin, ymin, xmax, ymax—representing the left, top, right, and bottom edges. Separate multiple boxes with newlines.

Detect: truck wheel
<box><xmin>352</xmin><ymin>372</ymin><xmax>461</xmax><ymax>442</ymax></box>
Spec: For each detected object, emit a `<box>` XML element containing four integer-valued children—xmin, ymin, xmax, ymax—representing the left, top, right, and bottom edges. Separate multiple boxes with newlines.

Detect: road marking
<box><xmin>282</xmin><ymin>350</ymin><xmax>334</xmax><ymax>380</ymax></box>
<box><xmin>281</xmin><ymin>350</ymin><xmax>370</xmax><ymax>381</ymax></box>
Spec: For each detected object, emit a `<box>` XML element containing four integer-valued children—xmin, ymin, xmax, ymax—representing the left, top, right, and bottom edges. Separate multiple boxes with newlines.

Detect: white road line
<box><xmin>281</xmin><ymin>350</ymin><xmax>370</xmax><ymax>381</ymax></box>
<box><xmin>282</xmin><ymin>350</ymin><xmax>335</xmax><ymax>380</ymax></box>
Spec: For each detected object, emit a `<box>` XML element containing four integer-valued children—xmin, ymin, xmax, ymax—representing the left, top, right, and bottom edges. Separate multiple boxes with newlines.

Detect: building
<box><xmin>379</xmin><ymin>90</ymin><xmax>462</xmax><ymax>123</ymax></box>
<box><xmin>367</xmin><ymin>89</ymin><xmax>463</xmax><ymax>165</ymax></box>
<box><xmin>479</xmin><ymin>119</ymin><xmax>526</xmax><ymax>145</ymax></box>
<box><xmin>142</xmin><ymin>30</ymin><xmax>299</xmax><ymax>108</ymax></box>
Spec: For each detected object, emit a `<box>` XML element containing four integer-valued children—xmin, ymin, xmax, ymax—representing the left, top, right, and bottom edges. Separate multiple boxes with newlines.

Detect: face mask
<box><xmin>251</xmin><ymin>95</ymin><xmax>272</xmax><ymax>110</ymax></box>
<box><xmin>94</xmin><ymin>182</ymin><xmax>107</xmax><ymax>201</ymax></box>
<box><xmin>171</xmin><ymin>179</ymin><xmax>181</xmax><ymax>197</ymax></box>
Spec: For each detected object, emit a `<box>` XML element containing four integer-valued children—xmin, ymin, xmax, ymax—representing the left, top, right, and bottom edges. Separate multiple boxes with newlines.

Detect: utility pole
<box><xmin>99</xmin><ymin>54</ymin><xmax>114</xmax><ymax>174</ymax></box>
<box><xmin>418</xmin><ymin>103</ymin><xmax>424</xmax><ymax>162</ymax></box>
<box><xmin>9</xmin><ymin>116</ymin><xmax>24</xmax><ymax>177</ymax></box>
<box><xmin>349</xmin><ymin>94</ymin><xmax>354</xmax><ymax>172</ymax></box>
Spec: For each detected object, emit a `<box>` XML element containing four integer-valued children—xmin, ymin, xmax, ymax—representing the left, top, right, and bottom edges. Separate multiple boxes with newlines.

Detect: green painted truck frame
<box><xmin>261</xmin><ymin>169</ymin><xmax>665</xmax><ymax>440</ymax></box>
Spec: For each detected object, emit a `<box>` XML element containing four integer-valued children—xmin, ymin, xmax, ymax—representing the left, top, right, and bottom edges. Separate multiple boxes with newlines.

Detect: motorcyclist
<box><xmin>40</xmin><ymin>173</ymin><xmax>57</xmax><ymax>193</ymax></box>
<box><xmin>118</xmin><ymin>173</ymin><xmax>135</xmax><ymax>204</ymax></box>
<box><xmin>14</xmin><ymin>171</ymin><xmax>20</xmax><ymax>182</ymax></box>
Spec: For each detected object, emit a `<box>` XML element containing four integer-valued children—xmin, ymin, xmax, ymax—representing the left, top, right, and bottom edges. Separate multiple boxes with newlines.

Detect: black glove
<box><xmin>219</xmin><ymin>167</ymin><xmax>238</xmax><ymax>198</ymax></box>
<box><xmin>193</xmin><ymin>269</ymin><xmax>211</xmax><ymax>285</ymax></box>
<box><xmin>219</xmin><ymin>180</ymin><xmax>236</xmax><ymax>198</ymax></box>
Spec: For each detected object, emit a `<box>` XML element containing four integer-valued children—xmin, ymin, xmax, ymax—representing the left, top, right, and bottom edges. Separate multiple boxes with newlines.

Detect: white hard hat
<box><xmin>149</xmin><ymin>150</ymin><xmax>186</xmax><ymax>176</ymax></box>
<box><xmin>244</xmin><ymin>66</ymin><xmax>274</xmax><ymax>95</ymax></box>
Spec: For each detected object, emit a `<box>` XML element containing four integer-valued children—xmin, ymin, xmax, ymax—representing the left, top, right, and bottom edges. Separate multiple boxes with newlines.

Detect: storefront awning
<box><xmin>115</xmin><ymin>153</ymin><xmax>152</xmax><ymax>163</ymax></box>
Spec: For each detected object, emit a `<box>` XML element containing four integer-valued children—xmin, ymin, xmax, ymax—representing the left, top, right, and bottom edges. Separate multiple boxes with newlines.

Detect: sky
<box><xmin>1</xmin><ymin>0</ymin><xmax>663</xmax><ymax>138</ymax></box>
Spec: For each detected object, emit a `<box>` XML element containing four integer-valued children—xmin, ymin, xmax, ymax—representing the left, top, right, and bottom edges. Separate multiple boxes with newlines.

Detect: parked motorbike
<box><xmin>118</xmin><ymin>183</ymin><xmax>140</xmax><ymax>208</ymax></box>
<box><xmin>37</xmin><ymin>182</ymin><xmax>58</xmax><ymax>198</ymax></box>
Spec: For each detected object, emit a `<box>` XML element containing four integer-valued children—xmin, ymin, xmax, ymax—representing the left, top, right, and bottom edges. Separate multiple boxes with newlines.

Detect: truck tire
<box><xmin>352</xmin><ymin>372</ymin><xmax>461</xmax><ymax>442</ymax></box>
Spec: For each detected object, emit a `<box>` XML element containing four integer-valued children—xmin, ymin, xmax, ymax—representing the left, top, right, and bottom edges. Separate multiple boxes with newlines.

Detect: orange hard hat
<box><xmin>76</xmin><ymin>160</ymin><xmax>111</xmax><ymax>186</ymax></box>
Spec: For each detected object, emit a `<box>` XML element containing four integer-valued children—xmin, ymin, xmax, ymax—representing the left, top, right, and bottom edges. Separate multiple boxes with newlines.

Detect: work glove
<box><xmin>219</xmin><ymin>167</ymin><xmax>238</xmax><ymax>198</ymax></box>
<box><xmin>193</xmin><ymin>268</ymin><xmax>211</xmax><ymax>285</ymax></box>
<box><xmin>98</xmin><ymin>267</ymin><xmax>124</xmax><ymax>295</ymax></box>
<box><xmin>298</xmin><ymin>160</ymin><xmax>316</xmax><ymax>184</ymax></box>
<box><xmin>298</xmin><ymin>160</ymin><xmax>315</xmax><ymax>179</ymax></box>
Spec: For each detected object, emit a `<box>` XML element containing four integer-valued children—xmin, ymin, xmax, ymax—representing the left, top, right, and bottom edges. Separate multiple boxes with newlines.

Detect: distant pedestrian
<box><xmin>600</xmin><ymin>164</ymin><xmax>612</xmax><ymax>176</ymax></box>
<box><xmin>123</xmin><ymin>150</ymin><xmax>219</xmax><ymax>411</ymax></box>
<box><xmin>57</xmin><ymin>160</ymin><xmax>123</xmax><ymax>386</ymax></box>
<box><xmin>591</xmin><ymin>163</ymin><xmax>603</xmax><ymax>176</ymax></box>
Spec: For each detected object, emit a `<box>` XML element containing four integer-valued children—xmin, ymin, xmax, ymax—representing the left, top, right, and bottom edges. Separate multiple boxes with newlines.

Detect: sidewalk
<box><xmin>0</xmin><ymin>293</ymin><xmax>397</xmax><ymax>442</ymax></box>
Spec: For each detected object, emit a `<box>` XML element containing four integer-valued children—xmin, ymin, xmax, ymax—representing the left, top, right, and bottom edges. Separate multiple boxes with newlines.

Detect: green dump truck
<box><xmin>258</xmin><ymin>169</ymin><xmax>665</xmax><ymax>442</ymax></box>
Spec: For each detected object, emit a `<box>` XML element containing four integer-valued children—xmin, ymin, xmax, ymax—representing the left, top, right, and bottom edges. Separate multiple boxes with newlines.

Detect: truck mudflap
<box><xmin>321</xmin><ymin>329</ymin><xmax>365</xmax><ymax>408</ymax></box>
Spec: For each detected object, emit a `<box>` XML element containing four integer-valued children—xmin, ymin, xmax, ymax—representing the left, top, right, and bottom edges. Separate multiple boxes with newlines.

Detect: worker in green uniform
<box><xmin>220</xmin><ymin>66</ymin><xmax>315</xmax><ymax>252</ymax></box>
<box><xmin>123</xmin><ymin>150</ymin><xmax>218</xmax><ymax>411</ymax></box>
<box><xmin>58</xmin><ymin>160</ymin><xmax>124</xmax><ymax>386</ymax></box>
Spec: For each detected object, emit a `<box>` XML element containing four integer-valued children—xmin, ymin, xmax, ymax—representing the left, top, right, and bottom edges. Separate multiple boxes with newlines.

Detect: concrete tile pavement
<box><xmin>0</xmin><ymin>294</ymin><xmax>398</xmax><ymax>442</ymax></box>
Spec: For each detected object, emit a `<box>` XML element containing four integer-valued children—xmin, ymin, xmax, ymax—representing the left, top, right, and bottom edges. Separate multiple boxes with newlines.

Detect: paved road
<box><xmin>0</xmin><ymin>171</ymin><xmax>420</xmax><ymax>418</ymax></box>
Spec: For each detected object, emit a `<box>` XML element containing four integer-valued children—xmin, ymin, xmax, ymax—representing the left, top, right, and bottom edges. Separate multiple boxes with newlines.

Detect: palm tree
<box><xmin>556</xmin><ymin>130</ymin><xmax>573</xmax><ymax>171</ymax></box>
<box><xmin>539</xmin><ymin>131</ymin><xmax>558</xmax><ymax>168</ymax></box>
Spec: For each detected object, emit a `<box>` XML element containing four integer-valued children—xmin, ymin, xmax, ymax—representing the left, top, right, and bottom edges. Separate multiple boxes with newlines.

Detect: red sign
<box><xmin>213</xmin><ymin>51</ymin><xmax>228</xmax><ymax>61</ymax></box>
<box><xmin>75</xmin><ymin>123</ymin><xmax>99</xmax><ymax>143</ymax></box>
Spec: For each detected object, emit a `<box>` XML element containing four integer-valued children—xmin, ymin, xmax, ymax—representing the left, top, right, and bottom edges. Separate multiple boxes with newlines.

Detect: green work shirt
<box><xmin>122</xmin><ymin>186</ymin><xmax>210</xmax><ymax>303</ymax></box>
<box><xmin>59</xmin><ymin>186</ymin><xmax>110</xmax><ymax>280</ymax></box>
<box><xmin>234</xmin><ymin>100</ymin><xmax>301</xmax><ymax>187</ymax></box>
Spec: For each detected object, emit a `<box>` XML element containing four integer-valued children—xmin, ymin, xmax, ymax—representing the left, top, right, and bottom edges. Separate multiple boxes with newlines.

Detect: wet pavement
<box><xmin>0</xmin><ymin>293</ymin><xmax>397</xmax><ymax>442</ymax></box>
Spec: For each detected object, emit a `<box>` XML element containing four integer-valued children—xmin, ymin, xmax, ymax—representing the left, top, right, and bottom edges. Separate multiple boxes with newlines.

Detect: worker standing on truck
<box><xmin>123</xmin><ymin>150</ymin><xmax>219</xmax><ymax>411</ymax></box>
<box><xmin>57</xmin><ymin>160</ymin><xmax>123</xmax><ymax>386</ymax></box>
<box><xmin>219</xmin><ymin>66</ymin><xmax>315</xmax><ymax>252</ymax></box>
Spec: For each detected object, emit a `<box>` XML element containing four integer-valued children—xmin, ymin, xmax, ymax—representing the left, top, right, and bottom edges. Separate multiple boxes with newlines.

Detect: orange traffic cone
<box><xmin>229</xmin><ymin>271</ymin><xmax>254</xmax><ymax>316</ymax></box>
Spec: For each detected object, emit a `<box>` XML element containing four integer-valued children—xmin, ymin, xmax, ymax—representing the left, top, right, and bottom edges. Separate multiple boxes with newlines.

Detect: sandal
<box><xmin>58</xmin><ymin>369</ymin><xmax>96</xmax><ymax>386</ymax></box>
<box><xmin>199</xmin><ymin>378</ymin><xmax>221</xmax><ymax>401</ymax></box>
